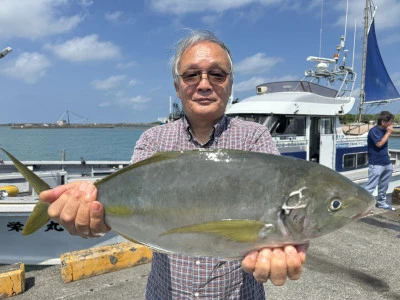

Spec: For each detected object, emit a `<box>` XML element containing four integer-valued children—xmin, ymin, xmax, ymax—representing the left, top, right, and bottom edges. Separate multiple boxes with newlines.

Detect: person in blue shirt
<box><xmin>364</xmin><ymin>111</ymin><xmax>396</xmax><ymax>211</ymax></box>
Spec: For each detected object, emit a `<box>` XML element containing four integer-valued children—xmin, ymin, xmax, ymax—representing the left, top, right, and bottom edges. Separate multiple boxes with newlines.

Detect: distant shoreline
<box><xmin>0</xmin><ymin>123</ymin><xmax>158</xmax><ymax>129</ymax></box>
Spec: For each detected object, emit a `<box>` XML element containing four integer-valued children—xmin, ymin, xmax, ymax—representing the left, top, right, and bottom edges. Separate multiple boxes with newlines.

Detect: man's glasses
<box><xmin>178</xmin><ymin>70</ymin><xmax>231</xmax><ymax>85</ymax></box>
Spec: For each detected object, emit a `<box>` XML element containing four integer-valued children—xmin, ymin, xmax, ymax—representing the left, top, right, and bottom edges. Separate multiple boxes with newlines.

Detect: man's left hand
<box><xmin>241</xmin><ymin>243</ymin><xmax>309</xmax><ymax>285</ymax></box>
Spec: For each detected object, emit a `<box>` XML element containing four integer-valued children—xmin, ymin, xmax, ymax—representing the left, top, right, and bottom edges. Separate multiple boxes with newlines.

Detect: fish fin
<box><xmin>96</xmin><ymin>149</ymin><xmax>229</xmax><ymax>186</ymax></box>
<box><xmin>0</xmin><ymin>148</ymin><xmax>51</xmax><ymax>235</ymax></box>
<box><xmin>104</xmin><ymin>205</ymin><xmax>134</xmax><ymax>217</ymax></box>
<box><xmin>160</xmin><ymin>220</ymin><xmax>265</xmax><ymax>243</ymax></box>
<box><xmin>112</xmin><ymin>229</ymin><xmax>142</xmax><ymax>244</ymax></box>
<box><xmin>0</xmin><ymin>148</ymin><xmax>51</xmax><ymax>194</ymax></box>
<box><xmin>22</xmin><ymin>200</ymin><xmax>50</xmax><ymax>235</ymax></box>
<box><xmin>94</xmin><ymin>151</ymin><xmax>189</xmax><ymax>186</ymax></box>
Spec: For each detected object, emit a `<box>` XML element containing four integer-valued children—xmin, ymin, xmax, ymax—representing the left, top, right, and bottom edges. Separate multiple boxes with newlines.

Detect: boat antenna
<box><xmin>343</xmin><ymin>0</ymin><xmax>349</xmax><ymax>44</ymax></box>
<box><xmin>351</xmin><ymin>20</ymin><xmax>356</xmax><ymax>69</ymax></box>
<box><xmin>319</xmin><ymin>0</ymin><xmax>324</xmax><ymax>57</ymax></box>
<box><xmin>339</xmin><ymin>0</ymin><xmax>349</xmax><ymax>68</ymax></box>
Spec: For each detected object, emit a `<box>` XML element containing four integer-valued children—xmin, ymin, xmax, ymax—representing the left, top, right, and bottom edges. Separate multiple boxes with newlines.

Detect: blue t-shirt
<box><xmin>368</xmin><ymin>125</ymin><xmax>390</xmax><ymax>165</ymax></box>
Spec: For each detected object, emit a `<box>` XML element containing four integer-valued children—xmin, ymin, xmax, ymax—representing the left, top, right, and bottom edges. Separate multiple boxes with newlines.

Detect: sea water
<box><xmin>0</xmin><ymin>126</ymin><xmax>146</xmax><ymax>161</ymax></box>
<box><xmin>1</xmin><ymin>125</ymin><xmax>400</xmax><ymax>161</ymax></box>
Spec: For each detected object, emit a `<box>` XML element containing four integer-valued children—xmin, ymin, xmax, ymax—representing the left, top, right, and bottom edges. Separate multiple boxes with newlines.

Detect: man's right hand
<box><xmin>39</xmin><ymin>181</ymin><xmax>110</xmax><ymax>238</ymax></box>
<box><xmin>387</xmin><ymin>124</ymin><xmax>394</xmax><ymax>134</ymax></box>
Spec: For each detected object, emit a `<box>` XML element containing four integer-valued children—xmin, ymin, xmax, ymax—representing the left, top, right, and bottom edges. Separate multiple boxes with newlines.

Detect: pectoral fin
<box><xmin>161</xmin><ymin>220</ymin><xmax>265</xmax><ymax>243</ymax></box>
<box><xmin>104</xmin><ymin>205</ymin><xmax>134</xmax><ymax>217</ymax></box>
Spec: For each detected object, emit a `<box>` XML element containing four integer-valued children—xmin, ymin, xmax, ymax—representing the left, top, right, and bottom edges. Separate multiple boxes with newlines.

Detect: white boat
<box><xmin>0</xmin><ymin>160</ymin><xmax>130</xmax><ymax>265</ymax></box>
<box><xmin>226</xmin><ymin>0</ymin><xmax>400</xmax><ymax>193</ymax></box>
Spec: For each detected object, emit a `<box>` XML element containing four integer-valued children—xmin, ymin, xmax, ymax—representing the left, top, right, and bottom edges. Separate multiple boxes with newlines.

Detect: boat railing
<box><xmin>389</xmin><ymin>149</ymin><xmax>400</xmax><ymax>167</ymax></box>
<box><xmin>341</xmin><ymin>123</ymin><xmax>372</xmax><ymax>135</ymax></box>
<box><xmin>0</xmin><ymin>170</ymin><xmax>68</xmax><ymax>197</ymax></box>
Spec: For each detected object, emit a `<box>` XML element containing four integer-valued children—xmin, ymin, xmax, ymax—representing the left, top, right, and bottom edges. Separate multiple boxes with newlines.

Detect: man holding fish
<box><xmin>41</xmin><ymin>30</ymin><xmax>308</xmax><ymax>299</ymax></box>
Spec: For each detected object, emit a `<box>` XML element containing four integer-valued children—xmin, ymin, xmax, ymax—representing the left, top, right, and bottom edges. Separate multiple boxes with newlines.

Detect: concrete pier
<box><xmin>6</xmin><ymin>204</ymin><xmax>400</xmax><ymax>300</ymax></box>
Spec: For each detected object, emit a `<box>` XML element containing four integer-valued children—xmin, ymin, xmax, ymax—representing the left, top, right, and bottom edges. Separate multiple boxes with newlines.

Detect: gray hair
<box><xmin>171</xmin><ymin>29</ymin><xmax>234</xmax><ymax>83</ymax></box>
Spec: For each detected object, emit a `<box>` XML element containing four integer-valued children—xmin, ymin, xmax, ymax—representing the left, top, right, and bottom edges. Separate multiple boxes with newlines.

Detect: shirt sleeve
<box><xmin>248</xmin><ymin>125</ymin><xmax>280</xmax><ymax>155</ymax></box>
<box><xmin>369</xmin><ymin>127</ymin><xmax>385</xmax><ymax>146</ymax></box>
<box><xmin>130</xmin><ymin>130</ymin><xmax>159</xmax><ymax>163</ymax></box>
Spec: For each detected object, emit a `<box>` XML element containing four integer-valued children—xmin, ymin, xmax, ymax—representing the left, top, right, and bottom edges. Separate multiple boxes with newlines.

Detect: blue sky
<box><xmin>1</xmin><ymin>0</ymin><xmax>400</xmax><ymax>124</ymax></box>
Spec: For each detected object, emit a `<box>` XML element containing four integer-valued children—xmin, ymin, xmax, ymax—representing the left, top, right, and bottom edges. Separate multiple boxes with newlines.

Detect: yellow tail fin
<box><xmin>0</xmin><ymin>148</ymin><xmax>51</xmax><ymax>235</ymax></box>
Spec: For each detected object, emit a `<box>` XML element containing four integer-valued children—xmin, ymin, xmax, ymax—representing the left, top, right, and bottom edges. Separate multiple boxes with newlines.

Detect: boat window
<box><xmin>343</xmin><ymin>152</ymin><xmax>368</xmax><ymax>170</ymax></box>
<box><xmin>356</xmin><ymin>152</ymin><xmax>368</xmax><ymax>167</ymax></box>
<box><xmin>320</xmin><ymin>118</ymin><xmax>334</xmax><ymax>134</ymax></box>
<box><xmin>343</xmin><ymin>154</ymin><xmax>356</xmax><ymax>169</ymax></box>
<box><xmin>271</xmin><ymin>116</ymin><xmax>306</xmax><ymax>136</ymax></box>
<box><xmin>230</xmin><ymin>114</ymin><xmax>306</xmax><ymax>137</ymax></box>
<box><xmin>255</xmin><ymin>81</ymin><xmax>338</xmax><ymax>97</ymax></box>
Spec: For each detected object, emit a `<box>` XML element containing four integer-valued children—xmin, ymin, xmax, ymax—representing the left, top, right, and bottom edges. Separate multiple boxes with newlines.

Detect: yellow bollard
<box><xmin>0</xmin><ymin>262</ymin><xmax>25</xmax><ymax>298</ymax></box>
<box><xmin>60</xmin><ymin>241</ymin><xmax>152</xmax><ymax>283</ymax></box>
<box><xmin>392</xmin><ymin>187</ymin><xmax>400</xmax><ymax>205</ymax></box>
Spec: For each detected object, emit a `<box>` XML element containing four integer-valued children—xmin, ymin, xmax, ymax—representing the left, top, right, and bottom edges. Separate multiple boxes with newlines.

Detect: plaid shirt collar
<box><xmin>183</xmin><ymin>114</ymin><xmax>230</xmax><ymax>146</ymax></box>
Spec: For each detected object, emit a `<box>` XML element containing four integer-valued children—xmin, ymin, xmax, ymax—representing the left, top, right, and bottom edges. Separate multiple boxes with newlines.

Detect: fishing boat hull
<box><xmin>0</xmin><ymin>161</ymin><xmax>129</xmax><ymax>265</ymax></box>
<box><xmin>0</xmin><ymin>208</ymin><xmax>126</xmax><ymax>265</ymax></box>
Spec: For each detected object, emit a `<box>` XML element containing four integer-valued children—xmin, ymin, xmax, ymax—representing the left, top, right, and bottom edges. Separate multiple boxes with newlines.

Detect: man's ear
<box><xmin>174</xmin><ymin>81</ymin><xmax>181</xmax><ymax>99</ymax></box>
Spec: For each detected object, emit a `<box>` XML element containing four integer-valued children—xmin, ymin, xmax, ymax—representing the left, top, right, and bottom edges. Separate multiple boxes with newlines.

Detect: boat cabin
<box><xmin>226</xmin><ymin>80</ymin><xmax>368</xmax><ymax>173</ymax></box>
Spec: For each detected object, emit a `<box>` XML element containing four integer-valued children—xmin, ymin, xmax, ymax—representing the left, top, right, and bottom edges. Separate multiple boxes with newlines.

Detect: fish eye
<box><xmin>329</xmin><ymin>199</ymin><xmax>342</xmax><ymax>211</ymax></box>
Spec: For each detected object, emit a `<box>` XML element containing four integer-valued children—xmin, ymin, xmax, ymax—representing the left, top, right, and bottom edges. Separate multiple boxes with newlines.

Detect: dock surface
<box><xmin>7</xmin><ymin>205</ymin><xmax>400</xmax><ymax>300</ymax></box>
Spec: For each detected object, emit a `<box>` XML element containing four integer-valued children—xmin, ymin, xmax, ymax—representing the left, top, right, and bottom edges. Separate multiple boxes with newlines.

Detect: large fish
<box><xmin>0</xmin><ymin>147</ymin><xmax>374</xmax><ymax>258</ymax></box>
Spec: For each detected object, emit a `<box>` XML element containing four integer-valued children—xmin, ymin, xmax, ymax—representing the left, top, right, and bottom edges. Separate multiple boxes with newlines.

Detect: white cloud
<box><xmin>234</xmin><ymin>74</ymin><xmax>297</xmax><ymax>92</ymax></box>
<box><xmin>0</xmin><ymin>52</ymin><xmax>51</xmax><ymax>84</ymax></box>
<box><xmin>99</xmin><ymin>102</ymin><xmax>111</xmax><ymax>107</ymax></box>
<box><xmin>0</xmin><ymin>0</ymin><xmax>83</xmax><ymax>39</ymax></box>
<box><xmin>130</xmin><ymin>96</ymin><xmax>150</xmax><ymax>104</ymax></box>
<box><xmin>148</xmin><ymin>0</ymin><xmax>301</xmax><ymax>15</ymax></box>
<box><xmin>380</xmin><ymin>33</ymin><xmax>400</xmax><ymax>45</ymax></box>
<box><xmin>391</xmin><ymin>72</ymin><xmax>400</xmax><ymax>89</ymax></box>
<box><xmin>117</xmin><ymin>95</ymin><xmax>151</xmax><ymax>111</ymax></box>
<box><xmin>78</xmin><ymin>0</ymin><xmax>93</xmax><ymax>8</ymax></box>
<box><xmin>128</xmin><ymin>79</ymin><xmax>140</xmax><ymax>86</ymax></box>
<box><xmin>148</xmin><ymin>0</ymin><xmax>253</xmax><ymax>14</ymax></box>
<box><xmin>334</xmin><ymin>0</ymin><xmax>400</xmax><ymax>31</ymax></box>
<box><xmin>105</xmin><ymin>11</ymin><xmax>123</xmax><ymax>22</ymax></box>
<box><xmin>91</xmin><ymin>75</ymin><xmax>126</xmax><ymax>90</ymax></box>
<box><xmin>234</xmin><ymin>76</ymin><xmax>267</xmax><ymax>92</ymax></box>
<box><xmin>235</xmin><ymin>53</ymin><xmax>284</xmax><ymax>75</ymax></box>
<box><xmin>44</xmin><ymin>35</ymin><xmax>121</xmax><ymax>62</ymax></box>
<box><xmin>116</xmin><ymin>61</ymin><xmax>137</xmax><ymax>69</ymax></box>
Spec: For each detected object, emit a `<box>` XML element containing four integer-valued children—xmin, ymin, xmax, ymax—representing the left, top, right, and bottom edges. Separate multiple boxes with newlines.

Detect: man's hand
<box><xmin>39</xmin><ymin>181</ymin><xmax>110</xmax><ymax>238</ymax></box>
<box><xmin>241</xmin><ymin>243</ymin><xmax>309</xmax><ymax>285</ymax></box>
<box><xmin>386</xmin><ymin>124</ymin><xmax>394</xmax><ymax>134</ymax></box>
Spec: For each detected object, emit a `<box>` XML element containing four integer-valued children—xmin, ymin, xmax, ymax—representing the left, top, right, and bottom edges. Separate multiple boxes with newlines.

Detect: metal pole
<box><xmin>0</xmin><ymin>47</ymin><xmax>12</xmax><ymax>59</ymax></box>
<box><xmin>357</xmin><ymin>0</ymin><xmax>371</xmax><ymax>123</ymax></box>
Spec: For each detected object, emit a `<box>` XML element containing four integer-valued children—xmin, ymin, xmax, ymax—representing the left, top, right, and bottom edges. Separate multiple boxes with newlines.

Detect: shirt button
<box><xmin>196</xmin><ymin>260</ymin><xmax>200</xmax><ymax>265</ymax></box>
<box><xmin>194</xmin><ymin>292</ymin><xmax>199</xmax><ymax>297</ymax></box>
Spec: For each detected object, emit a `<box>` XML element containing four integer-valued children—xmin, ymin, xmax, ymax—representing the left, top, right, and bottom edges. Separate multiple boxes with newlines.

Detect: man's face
<box><xmin>174</xmin><ymin>41</ymin><xmax>233</xmax><ymax>123</ymax></box>
<box><xmin>382</xmin><ymin>118</ymin><xmax>394</xmax><ymax>128</ymax></box>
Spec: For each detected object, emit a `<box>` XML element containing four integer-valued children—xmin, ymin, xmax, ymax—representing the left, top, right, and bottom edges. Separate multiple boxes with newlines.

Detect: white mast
<box><xmin>357</xmin><ymin>0</ymin><xmax>372</xmax><ymax>123</ymax></box>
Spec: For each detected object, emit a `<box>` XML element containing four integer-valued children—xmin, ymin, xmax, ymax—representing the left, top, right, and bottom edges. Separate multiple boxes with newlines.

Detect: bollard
<box><xmin>0</xmin><ymin>262</ymin><xmax>25</xmax><ymax>298</ymax></box>
<box><xmin>60</xmin><ymin>241</ymin><xmax>152</xmax><ymax>283</ymax></box>
<box><xmin>392</xmin><ymin>187</ymin><xmax>400</xmax><ymax>205</ymax></box>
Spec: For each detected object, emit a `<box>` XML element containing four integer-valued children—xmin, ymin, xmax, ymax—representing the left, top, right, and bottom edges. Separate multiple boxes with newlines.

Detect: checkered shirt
<box><xmin>131</xmin><ymin>115</ymin><xmax>279</xmax><ymax>299</ymax></box>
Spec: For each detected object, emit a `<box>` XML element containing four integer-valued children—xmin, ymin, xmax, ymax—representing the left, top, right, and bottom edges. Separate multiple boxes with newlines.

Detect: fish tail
<box><xmin>0</xmin><ymin>147</ymin><xmax>51</xmax><ymax>235</ymax></box>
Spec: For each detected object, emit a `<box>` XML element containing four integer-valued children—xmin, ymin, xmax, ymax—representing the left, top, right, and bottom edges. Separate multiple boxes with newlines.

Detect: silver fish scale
<box><xmin>97</xmin><ymin>149</ymin><xmax>374</xmax><ymax>258</ymax></box>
